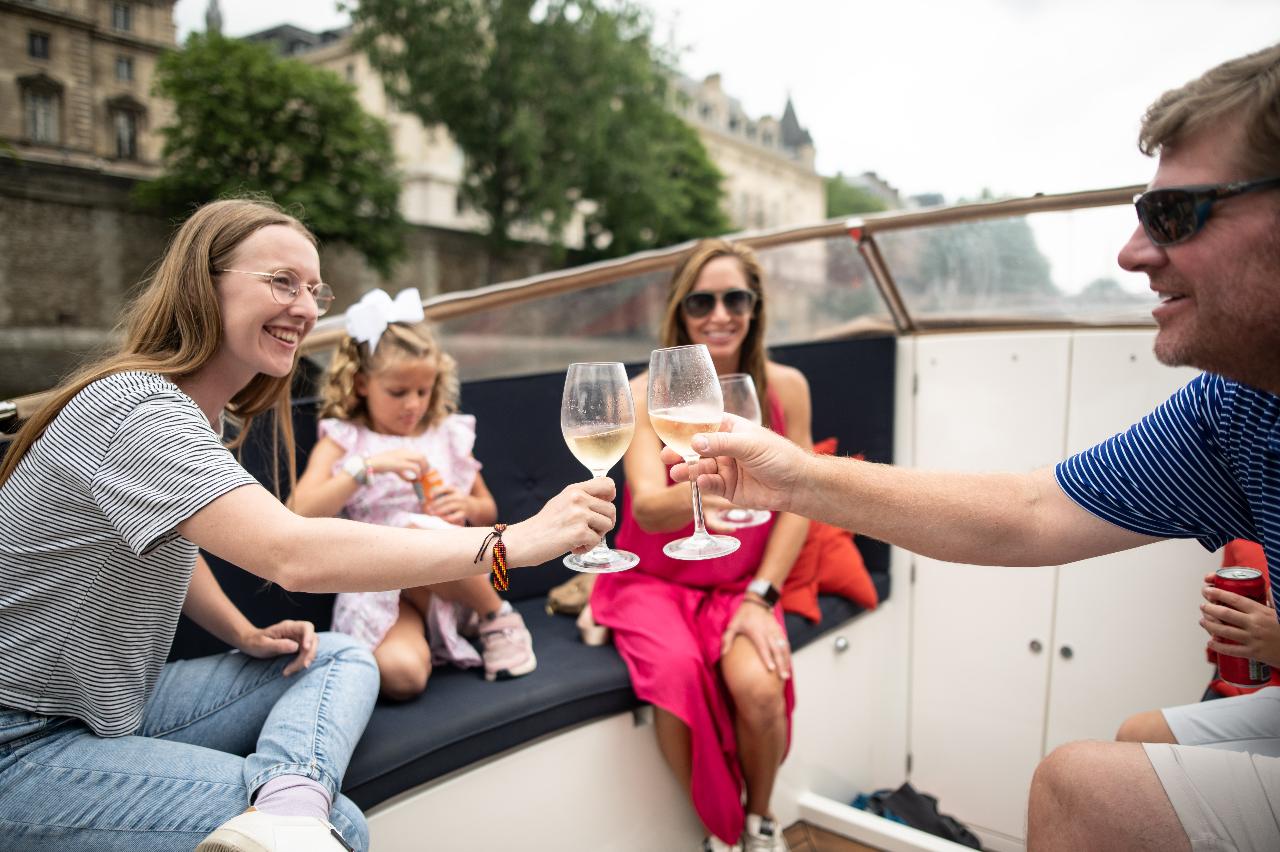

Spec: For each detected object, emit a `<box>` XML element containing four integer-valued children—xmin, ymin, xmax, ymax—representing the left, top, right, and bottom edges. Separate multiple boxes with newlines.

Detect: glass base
<box><xmin>663</xmin><ymin>533</ymin><xmax>741</xmax><ymax>561</ymax></box>
<box><xmin>711</xmin><ymin>508</ymin><xmax>772</xmax><ymax>530</ymax></box>
<box><xmin>564</xmin><ymin>547</ymin><xmax>640</xmax><ymax>574</ymax></box>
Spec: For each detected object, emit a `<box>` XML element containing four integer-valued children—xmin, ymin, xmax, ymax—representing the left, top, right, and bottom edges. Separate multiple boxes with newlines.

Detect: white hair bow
<box><xmin>345</xmin><ymin>288</ymin><xmax>425</xmax><ymax>353</ymax></box>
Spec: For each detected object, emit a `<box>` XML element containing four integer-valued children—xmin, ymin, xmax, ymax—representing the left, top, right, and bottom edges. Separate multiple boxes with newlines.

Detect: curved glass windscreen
<box><xmin>876</xmin><ymin>204</ymin><xmax>1155</xmax><ymax>326</ymax></box>
<box><xmin>434</xmin><ymin>235</ymin><xmax>893</xmax><ymax>382</ymax></box>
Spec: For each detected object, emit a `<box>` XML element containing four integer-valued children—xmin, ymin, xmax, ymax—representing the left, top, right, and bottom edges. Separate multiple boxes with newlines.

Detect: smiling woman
<box><xmin>0</xmin><ymin>197</ymin><xmax>615</xmax><ymax>852</ymax></box>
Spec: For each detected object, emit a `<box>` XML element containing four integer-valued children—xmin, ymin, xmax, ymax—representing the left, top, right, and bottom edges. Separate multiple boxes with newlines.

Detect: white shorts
<box><xmin>1143</xmin><ymin>687</ymin><xmax>1280</xmax><ymax>851</ymax></box>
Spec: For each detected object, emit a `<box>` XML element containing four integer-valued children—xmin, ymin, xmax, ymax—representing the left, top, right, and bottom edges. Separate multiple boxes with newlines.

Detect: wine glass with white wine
<box><xmin>710</xmin><ymin>373</ymin><xmax>772</xmax><ymax>530</ymax></box>
<box><xmin>647</xmin><ymin>345</ymin><xmax>741</xmax><ymax>560</ymax></box>
<box><xmin>561</xmin><ymin>362</ymin><xmax>639</xmax><ymax>573</ymax></box>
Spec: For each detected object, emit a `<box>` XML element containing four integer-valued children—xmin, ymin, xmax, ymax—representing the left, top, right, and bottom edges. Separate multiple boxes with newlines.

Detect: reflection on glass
<box><xmin>648</xmin><ymin>345</ymin><xmax>740</xmax><ymax>560</ymax></box>
<box><xmin>711</xmin><ymin>374</ymin><xmax>771</xmax><ymax>530</ymax></box>
<box><xmin>561</xmin><ymin>362</ymin><xmax>639</xmax><ymax>573</ymax></box>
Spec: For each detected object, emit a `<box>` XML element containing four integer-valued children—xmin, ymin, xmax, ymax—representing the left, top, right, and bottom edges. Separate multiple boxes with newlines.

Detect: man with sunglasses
<box><xmin>667</xmin><ymin>42</ymin><xmax>1280</xmax><ymax>851</ymax></box>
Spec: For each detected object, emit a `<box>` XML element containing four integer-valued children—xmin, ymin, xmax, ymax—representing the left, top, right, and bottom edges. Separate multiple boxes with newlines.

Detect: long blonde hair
<box><xmin>0</xmin><ymin>198</ymin><xmax>317</xmax><ymax>493</ymax></box>
<box><xmin>1140</xmin><ymin>42</ymin><xmax>1280</xmax><ymax>177</ymax></box>
<box><xmin>659</xmin><ymin>239</ymin><xmax>771</xmax><ymax>427</ymax></box>
<box><xmin>320</xmin><ymin>321</ymin><xmax>459</xmax><ymax>432</ymax></box>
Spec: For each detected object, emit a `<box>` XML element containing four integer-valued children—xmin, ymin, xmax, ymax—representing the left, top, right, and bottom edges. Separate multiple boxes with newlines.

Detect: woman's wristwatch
<box><xmin>341</xmin><ymin>455</ymin><xmax>371</xmax><ymax>485</ymax></box>
<box><xmin>746</xmin><ymin>577</ymin><xmax>781</xmax><ymax>607</ymax></box>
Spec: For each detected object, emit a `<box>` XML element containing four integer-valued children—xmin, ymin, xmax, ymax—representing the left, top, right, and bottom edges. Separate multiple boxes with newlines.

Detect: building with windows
<box><xmin>244</xmin><ymin>25</ymin><xmax>825</xmax><ymax>236</ymax></box>
<box><xmin>0</xmin><ymin>0</ymin><xmax>176</xmax><ymax>178</ymax></box>
<box><xmin>671</xmin><ymin>73</ymin><xmax>824</xmax><ymax>232</ymax></box>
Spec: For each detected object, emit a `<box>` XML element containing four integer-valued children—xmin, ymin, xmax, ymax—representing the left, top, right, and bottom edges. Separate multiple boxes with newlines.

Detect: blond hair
<box><xmin>320</xmin><ymin>321</ymin><xmax>459</xmax><ymax>432</ymax></box>
<box><xmin>1140</xmin><ymin>42</ymin><xmax>1280</xmax><ymax>177</ymax></box>
<box><xmin>0</xmin><ymin>198</ymin><xmax>315</xmax><ymax>494</ymax></box>
<box><xmin>660</xmin><ymin>239</ymin><xmax>771</xmax><ymax>428</ymax></box>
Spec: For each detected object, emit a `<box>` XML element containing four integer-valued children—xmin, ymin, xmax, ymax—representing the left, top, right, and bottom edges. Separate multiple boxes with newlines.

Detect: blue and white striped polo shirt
<box><xmin>1056</xmin><ymin>373</ymin><xmax>1280</xmax><ymax>598</ymax></box>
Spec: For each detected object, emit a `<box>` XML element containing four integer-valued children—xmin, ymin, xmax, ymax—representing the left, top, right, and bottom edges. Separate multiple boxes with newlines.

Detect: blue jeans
<box><xmin>0</xmin><ymin>631</ymin><xmax>379</xmax><ymax>851</ymax></box>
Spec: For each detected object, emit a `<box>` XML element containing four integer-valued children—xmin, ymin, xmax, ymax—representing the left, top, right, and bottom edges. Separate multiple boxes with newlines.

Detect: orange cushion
<box><xmin>780</xmin><ymin>438</ymin><xmax>879</xmax><ymax>622</ymax></box>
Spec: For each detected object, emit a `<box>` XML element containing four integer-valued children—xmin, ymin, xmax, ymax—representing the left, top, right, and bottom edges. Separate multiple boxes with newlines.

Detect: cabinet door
<box><xmin>908</xmin><ymin>333</ymin><xmax>1070</xmax><ymax>840</ymax></box>
<box><xmin>1045</xmin><ymin>331</ymin><xmax>1212</xmax><ymax>750</ymax></box>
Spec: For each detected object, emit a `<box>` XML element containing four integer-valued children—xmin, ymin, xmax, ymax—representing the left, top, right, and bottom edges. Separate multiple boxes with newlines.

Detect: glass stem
<box><xmin>583</xmin><ymin>470</ymin><xmax>613</xmax><ymax>561</ymax></box>
<box><xmin>689</xmin><ymin>471</ymin><xmax>711</xmax><ymax>540</ymax></box>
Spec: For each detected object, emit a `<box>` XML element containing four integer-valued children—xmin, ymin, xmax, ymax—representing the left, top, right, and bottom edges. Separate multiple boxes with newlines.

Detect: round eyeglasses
<box><xmin>218</xmin><ymin>268</ymin><xmax>336</xmax><ymax>316</ymax></box>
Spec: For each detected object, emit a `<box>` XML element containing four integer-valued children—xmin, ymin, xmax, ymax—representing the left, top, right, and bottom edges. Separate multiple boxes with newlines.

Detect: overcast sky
<box><xmin>175</xmin><ymin>1</ymin><xmax>1280</xmax><ymax>203</ymax></box>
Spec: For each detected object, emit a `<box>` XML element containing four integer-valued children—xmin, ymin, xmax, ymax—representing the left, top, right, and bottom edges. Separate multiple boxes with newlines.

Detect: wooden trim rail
<box><xmin>2</xmin><ymin>184</ymin><xmax>1144</xmax><ymax>425</ymax></box>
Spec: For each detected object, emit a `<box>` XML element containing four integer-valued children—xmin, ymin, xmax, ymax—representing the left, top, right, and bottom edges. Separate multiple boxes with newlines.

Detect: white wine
<box><xmin>565</xmin><ymin>424</ymin><xmax>635</xmax><ymax>473</ymax></box>
<box><xmin>649</xmin><ymin>407</ymin><xmax>722</xmax><ymax>459</ymax></box>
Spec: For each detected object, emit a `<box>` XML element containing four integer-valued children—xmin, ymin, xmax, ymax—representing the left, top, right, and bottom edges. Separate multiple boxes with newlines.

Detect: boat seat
<box><xmin>170</xmin><ymin>335</ymin><xmax>898</xmax><ymax>811</ymax></box>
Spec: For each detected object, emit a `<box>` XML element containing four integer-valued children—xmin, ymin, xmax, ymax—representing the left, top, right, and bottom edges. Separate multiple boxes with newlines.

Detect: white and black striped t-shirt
<box><xmin>0</xmin><ymin>371</ymin><xmax>256</xmax><ymax>736</ymax></box>
<box><xmin>1056</xmin><ymin>373</ymin><xmax>1280</xmax><ymax>598</ymax></box>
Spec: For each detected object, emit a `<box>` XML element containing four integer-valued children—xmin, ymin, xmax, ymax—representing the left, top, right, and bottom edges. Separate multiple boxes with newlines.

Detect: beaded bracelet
<box><xmin>475</xmin><ymin>523</ymin><xmax>509</xmax><ymax>591</ymax></box>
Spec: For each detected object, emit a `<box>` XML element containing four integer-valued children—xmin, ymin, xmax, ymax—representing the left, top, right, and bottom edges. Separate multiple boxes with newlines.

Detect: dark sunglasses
<box><xmin>681</xmin><ymin>288</ymin><xmax>758</xmax><ymax>319</ymax></box>
<box><xmin>1133</xmin><ymin>176</ymin><xmax>1280</xmax><ymax>247</ymax></box>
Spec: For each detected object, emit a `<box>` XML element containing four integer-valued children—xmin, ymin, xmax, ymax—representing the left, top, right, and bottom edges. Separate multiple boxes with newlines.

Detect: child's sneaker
<box><xmin>196</xmin><ymin>808</ymin><xmax>355</xmax><ymax>851</ymax></box>
<box><xmin>479</xmin><ymin>610</ymin><xmax>537</xmax><ymax>681</ymax></box>
<box><xmin>742</xmin><ymin>814</ymin><xmax>789</xmax><ymax>852</ymax></box>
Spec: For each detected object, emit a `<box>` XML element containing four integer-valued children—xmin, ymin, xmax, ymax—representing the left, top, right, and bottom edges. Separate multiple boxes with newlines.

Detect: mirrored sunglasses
<box><xmin>681</xmin><ymin>288</ymin><xmax>758</xmax><ymax>319</ymax></box>
<box><xmin>1134</xmin><ymin>176</ymin><xmax>1280</xmax><ymax>247</ymax></box>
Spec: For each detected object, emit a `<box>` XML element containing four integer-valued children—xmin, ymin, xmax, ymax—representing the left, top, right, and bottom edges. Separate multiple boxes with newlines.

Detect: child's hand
<box><xmin>506</xmin><ymin>479</ymin><xmax>617</xmax><ymax>566</ymax></box>
<box><xmin>426</xmin><ymin>486</ymin><xmax>468</xmax><ymax>526</ymax></box>
<box><xmin>366</xmin><ymin>449</ymin><xmax>430</xmax><ymax>481</ymax></box>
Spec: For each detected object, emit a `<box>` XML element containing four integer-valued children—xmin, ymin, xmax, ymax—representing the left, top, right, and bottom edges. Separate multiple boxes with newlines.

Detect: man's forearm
<box><xmin>791</xmin><ymin>457</ymin><xmax>1153</xmax><ymax>567</ymax></box>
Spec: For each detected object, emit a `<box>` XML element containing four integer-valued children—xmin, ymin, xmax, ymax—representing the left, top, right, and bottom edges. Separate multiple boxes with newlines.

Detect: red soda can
<box><xmin>1213</xmin><ymin>567</ymin><xmax>1271</xmax><ymax>688</ymax></box>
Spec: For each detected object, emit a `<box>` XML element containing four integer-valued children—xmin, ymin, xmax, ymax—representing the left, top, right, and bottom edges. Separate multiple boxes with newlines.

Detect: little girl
<box><xmin>290</xmin><ymin>288</ymin><xmax>535</xmax><ymax>698</ymax></box>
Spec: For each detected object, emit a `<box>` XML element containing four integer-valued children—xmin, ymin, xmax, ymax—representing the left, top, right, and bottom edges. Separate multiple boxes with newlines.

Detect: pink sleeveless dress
<box><xmin>321</xmin><ymin>415</ymin><xmax>486</xmax><ymax>669</ymax></box>
<box><xmin>590</xmin><ymin>390</ymin><xmax>794</xmax><ymax>844</ymax></box>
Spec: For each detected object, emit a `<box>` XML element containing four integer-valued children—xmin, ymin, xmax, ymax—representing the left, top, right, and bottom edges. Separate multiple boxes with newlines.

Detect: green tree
<box><xmin>350</xmin><ymin>0</ymin><xmax>727</xmax><ymax>257</ymax></box>
<box><xmin>135</xmin><ymin>33</ymin><xmax>405</xmax><ymax>276</ymax></box>
<box><xmin>825</xmin><ymin>172</ymin><xmax>888</xmax><ymax>218</ymax></box>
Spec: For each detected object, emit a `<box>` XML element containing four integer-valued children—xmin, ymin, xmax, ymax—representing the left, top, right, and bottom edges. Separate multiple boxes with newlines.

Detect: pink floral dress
<box><xmin>321</xmin><ymin>415</ymin><xmax>485</xmax><ymax>668</ymax></box>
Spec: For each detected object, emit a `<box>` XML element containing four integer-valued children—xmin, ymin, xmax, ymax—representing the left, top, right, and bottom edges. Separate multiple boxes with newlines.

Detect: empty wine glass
<box><xmin>561</xmin><ymin>362</ymin><xmax>639</xmax><ymax>573</ymax></box>
<box><xmin>647</xmin><ymin>345</ymin><xmax>741</xmax><ymax>560</ymax></box>
<box><xmin>711</xmin><ymin>373</ymin><xmax>772</xmax><ymax>530</ymax></box>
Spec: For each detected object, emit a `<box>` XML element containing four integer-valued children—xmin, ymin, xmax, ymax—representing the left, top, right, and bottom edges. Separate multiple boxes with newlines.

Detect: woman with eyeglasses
<box><xmin>0</xmin><ymin>198</ymin><xmax>615</xmax><ymax>852</ymax></box>
<box><xmin>590</xmin><ymin>239</ymin><xmax>813</xmax><ymax>852</ymax></box>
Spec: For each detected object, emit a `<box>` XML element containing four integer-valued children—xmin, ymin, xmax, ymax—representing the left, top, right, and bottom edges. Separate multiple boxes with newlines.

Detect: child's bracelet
<box><xmin>474</xmin><ymin>523</ymin><xmax>509</xmax><ymax>591</ymax></box>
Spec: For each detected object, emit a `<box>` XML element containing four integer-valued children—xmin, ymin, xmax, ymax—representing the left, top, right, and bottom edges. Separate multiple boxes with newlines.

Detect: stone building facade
<box><xmin>0</xmin><ymin>0</ymin><xmax>175</xmax><ymax>178</ymax></box>
<box><xmin>244</xmin><ymin>25</ymin><xmax>825</xmax><ymax>236</ymax></box>
<box><xmin>671</xmin><ymin>73</ymin><xmax>824</xmax><ymax>232</ymax></box>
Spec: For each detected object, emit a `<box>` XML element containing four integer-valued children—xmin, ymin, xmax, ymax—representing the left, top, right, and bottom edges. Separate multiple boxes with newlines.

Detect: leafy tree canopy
<box><xmin>825</xmin><ymin>172</ymin><xmax>888</xmax><ymax>218</ymax></box>
<box><xmin>135</xmin><ymin>33</ymin><xmax>406</xmax><ymax>276</ymax></box>
<box><xmin>350</xmin><ymin>0</ymin><xmax>728</xmax><ymax>256</ymax></box>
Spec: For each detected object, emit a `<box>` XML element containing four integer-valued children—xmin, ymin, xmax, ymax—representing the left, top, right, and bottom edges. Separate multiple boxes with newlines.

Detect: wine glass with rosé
<box><xmin>646</xmin><ymin>345</ymin><xmax>741</xmax><ymax>560</ymax></box>
<box><xmin>710</xmin><ymin>373</ymin><xmax>772</xmax><ymax>530</ymax></box>
<box><xmin>560</xmin><ymin>362</ymin><xmax>640</xmax><ymax>573</ymax></box>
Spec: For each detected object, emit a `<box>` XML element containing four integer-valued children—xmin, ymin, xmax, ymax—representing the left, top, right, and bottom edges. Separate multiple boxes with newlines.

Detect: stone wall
<box><xmin>0</xmin><ymin>157</ymin><xmax>568</xmax><ymax>401</ymax></box>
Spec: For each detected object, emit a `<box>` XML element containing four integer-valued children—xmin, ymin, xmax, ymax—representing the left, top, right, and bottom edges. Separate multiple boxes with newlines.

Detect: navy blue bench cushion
<box><xmin>163</xmin><ymin>334</ymin><xmax>898</xmax><ymax>810</ymax></box>
<box><xmin>342</xmin><ymin>597</ymin><xmax>635</xmax><ymax>808</ymax></box>
<box><xmin>343</xmin><ymin>582</ymin><xmax>889</xmax><ymax>809</ymax></box>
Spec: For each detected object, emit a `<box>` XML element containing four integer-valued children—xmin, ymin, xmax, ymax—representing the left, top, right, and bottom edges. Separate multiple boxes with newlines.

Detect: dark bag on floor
<box><xmin>851</xmin><ymin>782</ymin><xmax>982</xmax><ymax>849</ymax></box>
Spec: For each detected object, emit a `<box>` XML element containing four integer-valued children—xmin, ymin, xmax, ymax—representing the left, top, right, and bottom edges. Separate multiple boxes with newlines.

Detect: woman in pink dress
<box><xmin>591</xmin><ymin>240</ymin><xmax>813</xmax><ymax>852</ymax></box>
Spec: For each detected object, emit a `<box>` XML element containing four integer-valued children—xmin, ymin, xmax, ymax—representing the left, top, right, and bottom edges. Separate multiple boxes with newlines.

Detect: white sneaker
<box><xmin>742</xmin><ymin>813</ymin><xmax>789</xmax><ymax>852</ymax></box>
<box><xmin>196</xmin><ymin>808</ymin><xmax>355</xmax><ymax>852</ymax></box>
<box><xmin>701</xmin><ymin>836</ymin><xmax>742</xmax><ymax>852</ymax></box>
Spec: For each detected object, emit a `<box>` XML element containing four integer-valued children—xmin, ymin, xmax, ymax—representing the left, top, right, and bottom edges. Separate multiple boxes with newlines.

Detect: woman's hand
<box><xmin>1201</xmin><ymin>573</ymin><xmax>1280</xmax><ymax>669</ymax></box>
<box><xmin>721</xmin><ymin>599</ymin><xmax>791</xmax><ymax>680</ymax></box>
<box><xmin>506</xmin><ymin>479</ymin><xmax>617</xmax><ymax>566</ymax></box>
<box><xmin>236</xmin><ymin>619</ymin><xmax>318</xmax><ymax>676</ymax></box>
<box><xmin>366</xmin><ymin>448</ymin><xmax>430</xmax><ymax>481</ymax></box>
<box><xmin>426</xmin><ymin>485</ymin><xmax>469</xmax><ymax>526</ymax></box>
<box><xmin>664</xmin><ymin>415</ymin><xmax>808</xmax><ymax>513</ymax></box>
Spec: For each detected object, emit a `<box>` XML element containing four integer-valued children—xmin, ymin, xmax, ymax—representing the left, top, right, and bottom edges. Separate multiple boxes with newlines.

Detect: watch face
<box><xmin>750</xmin><ymin>579</ymin><xmax>778</xmax><ymax>604</ymax></box>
